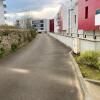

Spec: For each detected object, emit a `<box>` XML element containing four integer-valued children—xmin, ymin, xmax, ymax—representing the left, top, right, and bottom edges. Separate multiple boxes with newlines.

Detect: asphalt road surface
<box><xmin>0</xmin><ymin>34</ymin><xmax>82</xmax><ymax>100</ymax></box>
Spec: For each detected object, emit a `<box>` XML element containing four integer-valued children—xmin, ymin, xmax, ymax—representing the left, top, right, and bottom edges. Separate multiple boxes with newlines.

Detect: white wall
<box><xmin>0</xmin><ymin>0</ymin><xmax>5</xmax><ymax>25</ymax></box>
<box><xmin>48</xmin><ymin>33</ymin><xmax>100</xmax><ymax>52</ymax></box>
<box><xmin>54</xmin><ymin>16</ymin><xmax>58</xmax><ymax>33</ymax></box>
<box><xmin>71</xmin><ymin>0</ymin><xmax>78</xmax><ymax>34</ymax></box>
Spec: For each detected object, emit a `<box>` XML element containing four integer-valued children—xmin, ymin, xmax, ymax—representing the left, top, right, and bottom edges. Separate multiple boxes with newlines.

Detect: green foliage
<box><xmin>30</xmin><ymin>28</ymin><xmax>37</xmax><ymax>38</ymax></box>
<box><xmin>0</xmin><ymin>47</ymin><xmax>5</xmax><ymax>58</ymax></box>
<box><xmin>0</xmin><ymin>28</ymin><xmax>37</xmax><ymax>58</ymax></box>
<box><xmin>80</xmin><ymin>64</ymin><xmax>100</xmax><ymax>80</ymax></box>
<box><xmin>1</xmin><ymin>30</ymin><xmax>10</xmax><ymax>36</ymax></box>
<box><xmin>11</xmin><ymin>43</ymin><xmax>18</xmax><ymax>52</ymax></box>
<box><xmin>77</xmin><ymin>51</ymin><xmax>100</xmax><ymax>70</ymax></box>
<box><xmin>0</xmin><ymin>25</ymin><xmax>17</xmax><ymax>29</ymax></box>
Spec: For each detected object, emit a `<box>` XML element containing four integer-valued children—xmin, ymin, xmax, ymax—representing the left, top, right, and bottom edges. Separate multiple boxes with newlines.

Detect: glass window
<box><xmin>96</xmin><ymin>9</ymin><xmax>100</xmax><ymax>15</ymax></box>
<box><xmin>40</xmin><ymin>24</ymin><xmax>44</xmax><ymax>27</ymax></box>
<box><xmin>41</xmin><ymin>28</ymin><xmax>44</xmax><ymax>30</ymax></box>
<box><xmin>85</xmin><ymin>6</ymin><xmax>88</xmax><ymax>19</ymax></box>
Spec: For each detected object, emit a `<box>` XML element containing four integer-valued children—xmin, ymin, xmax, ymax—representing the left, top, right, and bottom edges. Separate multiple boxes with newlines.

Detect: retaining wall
<box><xmin>49</xmin><ymin>33</ymin><xmax>100</xmax><ymax>52</ymax></box>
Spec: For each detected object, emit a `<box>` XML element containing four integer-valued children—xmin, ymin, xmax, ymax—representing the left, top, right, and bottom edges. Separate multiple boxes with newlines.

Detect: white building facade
<box><xmin>0</xmin><ymin>0</ymin><xmax>6</xmax><ymax>25</ymax></box>
<box><xmin>16</xmin><ymin>18</ymin><xmax>50</xmax><ymax>33</ymax></box>
<box><xmin>32</xmin><ymin>19</ymin><xmax>49</xmax><ymax>33</ymax></box>
<box><xmin>49</xmin><ymin>0</ymin><xmax>100</xmax><ymax>52</ymax></box>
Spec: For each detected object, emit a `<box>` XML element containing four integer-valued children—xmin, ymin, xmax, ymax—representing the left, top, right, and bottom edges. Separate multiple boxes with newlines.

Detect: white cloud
<box><xmin>6</xmin><ymin>0</ymin><xmax>68</xmax><ymax>25</ymax></box>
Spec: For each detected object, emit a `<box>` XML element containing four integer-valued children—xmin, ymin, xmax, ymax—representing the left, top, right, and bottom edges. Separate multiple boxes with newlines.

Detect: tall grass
<box><xmin>76</xmin><ymin>51</ymin><xmax>100</xmax><ymax>70</ymax></box>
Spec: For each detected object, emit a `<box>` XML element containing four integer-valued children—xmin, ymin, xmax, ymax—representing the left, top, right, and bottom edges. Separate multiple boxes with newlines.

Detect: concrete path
<box><xmin>0</xmin><ymin>34</ymin><xmax>82</xmax><ymax>100</ymax></box>
<box><xmin>85</xmin><ymin>81</ymin><xmax>100</xmax><ymax>100</ymax></box>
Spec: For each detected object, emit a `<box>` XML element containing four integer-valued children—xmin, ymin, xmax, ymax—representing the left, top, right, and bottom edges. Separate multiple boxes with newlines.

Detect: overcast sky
<box><xmin>6</xmin><ymin>0</ymin><xmax>66</xmax><ymax>12</ymax></box>
<box><xmin>5</xmin><ymin>0</ymin><xmax>68</xmax><ymax>25</ymax></box>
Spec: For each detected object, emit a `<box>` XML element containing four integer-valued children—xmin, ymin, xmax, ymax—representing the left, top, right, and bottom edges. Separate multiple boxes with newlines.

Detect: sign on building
<box><xmin>95</xmin><ymin>9</ymin><xmax>100</xmax><ymax>26</ymax></box>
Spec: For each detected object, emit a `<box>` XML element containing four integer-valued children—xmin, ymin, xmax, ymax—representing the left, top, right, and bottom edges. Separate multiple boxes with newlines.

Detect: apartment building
<box><xmin>0</xmin><ymin>0</ymin><xmax>6</xmax><ymax>25</ymax></box>
<box><xmin>16</xmin><ymin>18</ymin><xmax>32</xmax><ymax>29</ymax></box>
<box><xmin>50</xmin><ymin>0</ymin><xmax>100</xmax><ymax>52</ymax></box>
<box><xmin>53</xmin><ymin>0</ymin><xmax>77</xmax><ymax>35</ymax></box>
<box><xmin>78</xmin><ymin>0</ymin><xmax>100</xmax><ymax>39</ymax></box>
<box><xmin>16</xmin><ymin>18</ymin><xmax>50</xmax><ymax>33</ymax></box>
<box><xmin>32</xmin><ymin>19</ymin><xmax>49</xmax><ymax>33</ymax></box>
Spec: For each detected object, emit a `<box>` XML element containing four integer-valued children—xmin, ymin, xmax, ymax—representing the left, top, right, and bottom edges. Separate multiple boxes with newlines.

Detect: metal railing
<box><xmin>53</xmin><ymin>32</ymin><xmax>100</xmax><ymax>40</ymax></box>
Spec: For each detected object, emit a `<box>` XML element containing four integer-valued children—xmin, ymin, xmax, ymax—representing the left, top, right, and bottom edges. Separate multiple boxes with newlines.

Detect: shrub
<box><xmin>11</xmin><ymin>43</ymin><xmax>18</xmax><ymax>52</ymax></box>
<box><xmin>2</xmin><ymin>30</ymin><xmax>10</xmax><ymax>36</ymax></box>
<box><xmin>30</xmin><ymin>28</ymin><xmax>37</xmax><ymax>38</ymax></box>
<box><xmin>77</xmin><ymin>51</ymin><xmax>100</xmax><ymax>70</ymax></box>
<box><xmin>0</xmin><ymin>47</ymin><xmax>5</xmax><ymax>58</ymax></box>
<box><xmin>0</xmin><ymin>25</ymin><xmax>17</xmax><ymax>29</ymax></box>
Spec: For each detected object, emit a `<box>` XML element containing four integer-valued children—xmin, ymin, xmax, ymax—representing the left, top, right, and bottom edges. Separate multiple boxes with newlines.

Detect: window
<box><xmin>40</xmin><ymin>20</ymin><xmax>44</xmax><ymax>23</ymax></box>
<box><xmin>40</xmin><ymin>24</ymin><xmax>44</xmax><ymax>27</ymax></box>
<box><xmin>96</xmin><ymin>9</ymin><xmax>100</xmax><ymax>15</ymax></box>
<box><xmin>33</xmin><ymin>25</ymin><xmax>36</xmax><ymax>27</ymax></box>
<box><xmin>40</xmin><ymin>28</ymin><xmax>44</xmax><ymax>30</ymax></box>
<box><xmin>85</xmin><ymin>6</ymin><xmax>88</xmax><ymax>19</ymax></box>
<box><xmin>75</xmin><ymin>15</ymin><xmax>76</xmax><ymax>24</ymax></box>
<box><xmin>32</xmin><ymin>21</ymin><xmax>35</xmax><ymax>24</ymax></box>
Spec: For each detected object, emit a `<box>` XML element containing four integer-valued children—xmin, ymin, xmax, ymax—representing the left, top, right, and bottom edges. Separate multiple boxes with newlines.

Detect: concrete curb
<box><xmin>85</xmin><ymin>78</ymin><xmax>100</xmax><ymax>86</ymax></box>
<box><xmin>69</xmin><ymin>52</ymin><xmax>91</xmax><ymax>100</ymax></box>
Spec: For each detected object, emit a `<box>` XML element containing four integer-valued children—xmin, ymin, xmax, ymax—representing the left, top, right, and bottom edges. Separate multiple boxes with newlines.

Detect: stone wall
<box><xmin>0</xmin><ymin>29</ymin><xmax>36</xmax><ymax>57</ymax></box>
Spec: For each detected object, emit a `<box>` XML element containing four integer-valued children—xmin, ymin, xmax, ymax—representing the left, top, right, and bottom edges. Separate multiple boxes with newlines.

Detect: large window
<box><xmin>40</xmin><ymin>24</ymin><xmax>44</xmax><ymax>27</ymax></box>
<box><xmin>85</xmin><ymin>6</ymin><xmax>88</xmax><ymax>19</ymax></box>
<box><xmin>40</xmin><ymin>20</ymin><xmax>44</xmax><ymax>23</ymax></box>
<box><xmin>40</xmin><ymin>28</ymin><xmax>44</xmax><ymax>30</ymax></box>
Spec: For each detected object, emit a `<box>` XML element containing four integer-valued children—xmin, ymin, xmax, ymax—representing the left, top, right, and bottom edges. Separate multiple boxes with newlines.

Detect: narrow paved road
<box><xmin>0</xmin><ymin>34</ymin><xmax>82</xmax><ymax>100</ymax></box>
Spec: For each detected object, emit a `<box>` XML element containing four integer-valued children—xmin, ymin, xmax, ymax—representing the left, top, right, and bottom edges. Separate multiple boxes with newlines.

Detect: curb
<box><xmin>69</xmin><ymin>51</ymin><xmax>91</xmax><ymax>100</ymax></box>
<box><xmin>85</xmin><ymin>78</ymin><xmax>100</xmax><ymax>86</ymax></box>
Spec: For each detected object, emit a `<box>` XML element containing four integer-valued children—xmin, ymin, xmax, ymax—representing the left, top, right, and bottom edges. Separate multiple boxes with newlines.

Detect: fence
<box><xmin>48</xmin><ymin>32</ymin><xmax>100</xmax><ymax>52</ymax></box>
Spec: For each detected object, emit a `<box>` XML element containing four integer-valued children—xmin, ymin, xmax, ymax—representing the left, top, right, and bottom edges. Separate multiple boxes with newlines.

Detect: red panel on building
<box><xmin>78</xmin><ymin>0</ymin><xmax>100</xmax><ymax>30</ymax></box>
<box><xmin>49</xmin><ymin>19</ymin><xmax>54</xmax><ymax>32</ymax></box>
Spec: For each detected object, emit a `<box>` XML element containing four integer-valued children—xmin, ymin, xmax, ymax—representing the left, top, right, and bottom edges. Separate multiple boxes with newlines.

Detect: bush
<box><xmin>11</xmin><ymin>43</ymin><xmax>18</xmax><ymax>52</ymax></box>
<box><xmin>0</xmin><ymin>25</ymin><xmax>17</xmax><ymax>29</ymax></box>
<box><xmin>0</xmin><ymin>47</ymin><xmax>5</xmax><ymax>58</ymax></box>
<box><xmin>2</xmin><ymin>30</ymin><xmax>10</xmax><ymax>36</ymax></box>
<box><xmin>27</xmin><ymin>36</ymin><xmax>32</xmax><ymax>42</ymax></box>
<box><xmin>77</xmin><ymin>51</ymin><xmax>100</xmax><ymax>70</ymax></box>
<box><xmin>30</xmin><ymin>28</ymin><xmax>37</xmax><ymax>38</ymax></box>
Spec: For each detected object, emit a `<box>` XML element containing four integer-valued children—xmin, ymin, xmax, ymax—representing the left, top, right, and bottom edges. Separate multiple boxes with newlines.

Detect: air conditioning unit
<box><xmin>73</xmin><ymin>38</ymin><xmax>80</xmax><ymax>54</ymax></box>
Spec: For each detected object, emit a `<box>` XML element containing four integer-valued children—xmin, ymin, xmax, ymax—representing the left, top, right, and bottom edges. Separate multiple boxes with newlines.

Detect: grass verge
<box><xmin>73</xmin><ymin>51</ymin><xmax>100</xmax><ymax>81</ymax></box>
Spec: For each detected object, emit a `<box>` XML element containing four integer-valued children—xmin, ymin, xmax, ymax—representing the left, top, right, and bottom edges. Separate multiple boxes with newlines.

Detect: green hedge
<box><xmin>0</xmin><ymin>47</ymin><xmax>5</xmax><ymax>58</ymax></box>
<box><xmin>76</xmin><ymin>51</ymin><xmax>100</xmax><ymax>70</ymax></box>
<box><xmin>0</xmin><ymin>27</ymin><xmax>37</xmax><ymax>57</ymax></box>
<box><xmin>11</xmin><ymin>43</ymin><xmax>18</xmax><ymax>52</ymax></box>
